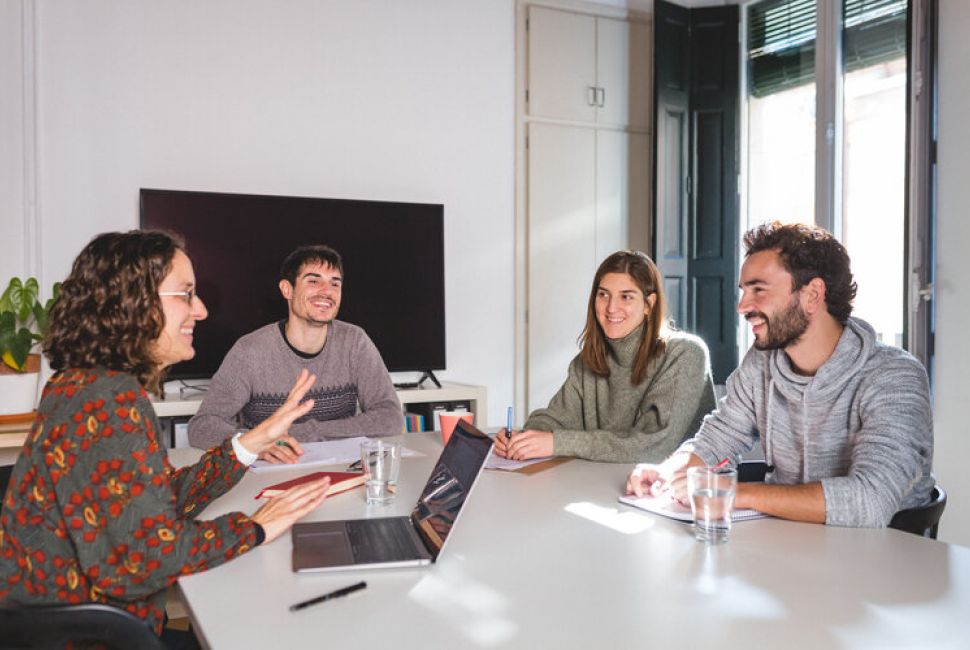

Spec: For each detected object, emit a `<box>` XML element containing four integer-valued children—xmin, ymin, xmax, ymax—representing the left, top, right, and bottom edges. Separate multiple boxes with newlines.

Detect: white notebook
<box><xmin>618</xmin><ymin>493</ymin><xmax>767</xmax><ymax>522</ymax></box>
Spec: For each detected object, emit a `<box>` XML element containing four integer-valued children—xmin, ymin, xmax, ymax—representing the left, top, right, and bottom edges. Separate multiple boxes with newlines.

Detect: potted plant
<box><xmin>0</xmin><ymin>277</ymin><xmax>60</xmax><ymax>418</ymax></box>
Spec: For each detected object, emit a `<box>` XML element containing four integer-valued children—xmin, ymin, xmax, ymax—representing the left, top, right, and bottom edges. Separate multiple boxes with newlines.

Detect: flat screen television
<box><xmin>140</xmin><ymin>188</ymin><xmax>445</xmax><ymax>382</ymax></box>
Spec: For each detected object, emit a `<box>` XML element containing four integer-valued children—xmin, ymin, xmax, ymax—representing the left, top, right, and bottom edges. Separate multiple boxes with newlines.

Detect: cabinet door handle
<box><xmin>596</xmin><ymin>87</ymin><xmax>606</xmax><ymax>107</ymax></box>
<box><xmin>587</xmin><ymin>86</ymin><xmax>597</xmax><ymax>106</ymax></box>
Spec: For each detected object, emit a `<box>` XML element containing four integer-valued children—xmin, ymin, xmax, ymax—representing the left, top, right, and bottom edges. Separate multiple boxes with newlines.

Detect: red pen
<box><xmin>714</xmin><ymin>458</ymin><xmax>730</xmax><ymax>469</ymax></box>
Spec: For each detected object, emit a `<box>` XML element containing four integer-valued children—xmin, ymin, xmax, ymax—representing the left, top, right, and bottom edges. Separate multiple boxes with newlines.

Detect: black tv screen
<box><xmin>140</xmin><ymin>188</ymin><xmax>445</xmax><ymax>379</ymax></box>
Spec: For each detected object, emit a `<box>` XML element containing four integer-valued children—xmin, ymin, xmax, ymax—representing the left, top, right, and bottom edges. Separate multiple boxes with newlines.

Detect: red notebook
<box><xmin>255</xmin><ymin>471</ymin><xmax>366</xmax><ymax>499</ymax></box>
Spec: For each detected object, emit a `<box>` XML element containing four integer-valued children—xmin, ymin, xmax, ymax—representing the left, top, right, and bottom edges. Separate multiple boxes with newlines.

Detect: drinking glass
<box><xmin>687</xmin><ymin>466</ymin><xmax>738</xmax><ymax>544</ymax></box>
<box><xmin>361</xmin><ymin>440</ymin><xmax>402</xmax><ymax>505</ymax></box>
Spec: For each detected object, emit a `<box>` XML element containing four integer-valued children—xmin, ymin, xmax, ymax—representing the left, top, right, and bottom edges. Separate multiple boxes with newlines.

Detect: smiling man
<box><xmin>626</xmin><ymin>222</ymin><xmax>935</xmax><ymax>527</ymax></box>
<box><xmin>188</xmin><ymin>245</ymin><xmax>403</xmax><ymax>459</ymax></box>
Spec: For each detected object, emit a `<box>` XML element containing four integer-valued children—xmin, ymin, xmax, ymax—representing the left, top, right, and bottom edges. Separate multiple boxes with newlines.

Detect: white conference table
<box><xmin>174</xmin><ymin>434</ymin><xmax>970</xmax><ymax>650</ymax></box>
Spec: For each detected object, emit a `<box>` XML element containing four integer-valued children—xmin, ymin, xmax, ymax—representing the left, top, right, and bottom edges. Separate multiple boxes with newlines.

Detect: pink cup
<box><xmin>439</xmin><ymin>412</ymin><xmax>474</xmax><ymax>446</ymax></box>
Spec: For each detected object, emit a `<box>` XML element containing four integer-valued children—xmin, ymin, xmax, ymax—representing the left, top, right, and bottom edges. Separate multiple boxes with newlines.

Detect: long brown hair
<box><xmin>44</xmin><ymin>230</ymin><xmax>183</xmax><ymax>393</ymax></box>
<box><xmin>579</xmin><ymin>251</ymin><xmax>668</xmax><ymax>385</ymax></box>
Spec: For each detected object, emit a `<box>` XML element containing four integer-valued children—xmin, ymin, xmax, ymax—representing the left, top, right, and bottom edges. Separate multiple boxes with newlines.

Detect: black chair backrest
<box><xmin>0</xmin><ymin>602</ymin><xmax>166</xmax><ymax>650</ymax></box>
<box><xmin>737</xmin><ymin>459</ymin><xmax>768</xmax><ymax>483</ymax></box>
<box><xmin>0</xmin><ymin>464</ymin><xmax>13</xmax><ymax>493</ymax></box>
<box><xmin>889</xmin><ymin>484</ymin><xmax>947</xmax><ymax>539</ymax></box>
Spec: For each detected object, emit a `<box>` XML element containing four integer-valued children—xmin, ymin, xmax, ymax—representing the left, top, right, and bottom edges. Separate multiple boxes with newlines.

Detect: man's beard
<box><xmin>749</xmin><ymin>294</ymin><xmax>809</xmax><ymax>350</ymax></box>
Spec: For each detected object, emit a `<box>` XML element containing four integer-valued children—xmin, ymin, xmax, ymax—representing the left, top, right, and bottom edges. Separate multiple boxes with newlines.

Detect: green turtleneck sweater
<box><xmin>524</xmin><ymin>325</ymin><xmax>716</xmax><ymax>462</ymax></box>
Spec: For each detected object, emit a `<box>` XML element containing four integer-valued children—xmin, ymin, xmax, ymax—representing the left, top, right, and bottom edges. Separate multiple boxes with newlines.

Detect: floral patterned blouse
<box><xmin>0</xmin><ymin>368</ymin><xmax>260</xmax><ymax>635</ymax></box>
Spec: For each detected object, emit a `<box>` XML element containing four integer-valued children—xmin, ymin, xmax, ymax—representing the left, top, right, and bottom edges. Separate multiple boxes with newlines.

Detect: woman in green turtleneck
<box><xmin>494</xmin><ymin>251</ymin><xmax>716</xmax><ymax>463</ymax></box>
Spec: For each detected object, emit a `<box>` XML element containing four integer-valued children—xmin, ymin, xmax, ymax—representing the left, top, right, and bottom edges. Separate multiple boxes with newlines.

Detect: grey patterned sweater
<box><xmin>525</xmin><ymin>327</ymin><xmax>716</xmax><ymax>463</ymax></box>
<box><xmin>187</xmin><ymin>320</ymin><xmax>403</xmax><ymax>448</ymax></box>
<box><xmin>685</xmin><ymin>317</ymin><xmax>934</xmax><ymax>527</ymax></box>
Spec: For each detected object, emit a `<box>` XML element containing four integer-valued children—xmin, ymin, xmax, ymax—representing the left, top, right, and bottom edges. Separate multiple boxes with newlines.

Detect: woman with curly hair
<box><xmin>0</xmin><ymin>231</ymin><xmax>332</xmax><ymax>643</ymax></box>
<box><xmin>494</xmin><ymin>250</ymin><xmax>717</xmax><ymax>463</ymax></box>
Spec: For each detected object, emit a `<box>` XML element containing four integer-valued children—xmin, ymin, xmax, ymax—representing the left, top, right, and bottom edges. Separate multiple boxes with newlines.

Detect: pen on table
<box><xmin>346</xmin><ymin>459</ymin><xmax>363</xmax><ymax>472</ymax></box>
<box><xmin>714</xmin><ymin>458</ymin><xmax>730</xmax><ymax>469</ymax></box>
<box><xmin>506</xmin><ymin>406</ymin><xmax>513</xmax><ymax>440</ymax></box>
<box><xmin>289</xmin><ymin>581</ymin><xmax>367</xmax><ymax>612</ymax></box>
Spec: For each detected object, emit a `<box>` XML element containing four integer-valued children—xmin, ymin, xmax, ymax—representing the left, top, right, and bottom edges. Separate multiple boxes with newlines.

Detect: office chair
<box><xmin>738</xmin><ymin>460</ymin><xmax>946</xmax><ymax>539</ymax></box>
<box><xmin>889</xmin><ymin>484</ymin><xmax>947</xmax><ymax>539</ymax></box>
<box><xmin>737</xmin><ymin>459</ymin><xmax>768</xmax><ymax>483</ymax></box>
<box><xmin>0</xmin><ymin>602</ymin><xmax>167</xmax><ymax>650</ymax></box>
<box><xmin>0</xmin><ymin>464</ymin><xmax>13</xmax><ymax>493</ymax></box>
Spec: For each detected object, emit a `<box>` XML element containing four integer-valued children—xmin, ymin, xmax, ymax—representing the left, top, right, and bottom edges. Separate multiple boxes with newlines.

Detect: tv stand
<box><xmin>393</xmin><ymin>370</ymin><xmax>441</xmax><ymax>390</ymax></box>
<box><xmin>150</xmin><ymin>381</ymin><xmax>487</xmax><ymax>447</ymax></box>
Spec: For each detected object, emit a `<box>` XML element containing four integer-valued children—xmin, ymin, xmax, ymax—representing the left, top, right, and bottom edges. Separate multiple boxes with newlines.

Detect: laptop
<box><xmin>291</xmin><ymin>419</ymin><xmax>493</xmax><ymax>572</ymax></box>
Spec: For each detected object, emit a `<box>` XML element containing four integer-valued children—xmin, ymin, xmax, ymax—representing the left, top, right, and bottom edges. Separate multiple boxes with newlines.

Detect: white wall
<box><xmin>0</xmin><ymin>1</ymin><xmax>29</xmax><ymax>283</ymax></box>
<box><xmin>934</xmin><ymin>0</ymin><xmax>970</xmax><ymax>547</ymax></box>
<box><xmin>1</xmin><ymin>0</ymin><xmax>515</xmax><ymax>426</ymax></box>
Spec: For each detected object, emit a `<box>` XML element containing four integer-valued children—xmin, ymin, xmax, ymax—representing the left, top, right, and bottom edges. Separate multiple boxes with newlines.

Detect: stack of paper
<box><xmin>250</xmin><ymin>436</ymin><xmax>422</xmax><ymax>473</ymax></box>
<box><xmin>618</xmin><ymin>493</ymin><xmax>766</xmax><ymax>522</ymax></box>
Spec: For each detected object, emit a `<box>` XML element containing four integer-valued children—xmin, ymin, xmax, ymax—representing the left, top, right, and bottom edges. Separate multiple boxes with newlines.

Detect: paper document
<box><xmin>618</xmin><ymin>493</ymin><xmax>766</xmax><ymax>522</ymax></box>
<box><xmin>484</xmin><ymin>450</ymin><xmax>556</xmax><ymax>471</ymax></box>
<box><xmin>251</xmin><ymin>437</ymin><xmax>422</xmax><ymax>473</ymax></box>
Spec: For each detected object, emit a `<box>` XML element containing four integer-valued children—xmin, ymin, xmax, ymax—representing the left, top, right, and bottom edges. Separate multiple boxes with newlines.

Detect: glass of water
<box><xmin>687</xmin><ymin>466</ymin><xmax>737</xmax><ymax>544</ymax></box>
<box><xmin>361</xmin><ymin>440</ymin><xmax>402</xmax><ymax>506</ymax></box>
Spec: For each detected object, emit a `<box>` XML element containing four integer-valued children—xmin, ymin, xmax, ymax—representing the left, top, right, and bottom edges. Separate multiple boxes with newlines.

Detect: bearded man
<box><xmin>188</xmin><ymin>244</ymin><xmax>403</xmax><ymax>460</ymax></box>
<box><xmin>626</xmin><ymin>222</ymin><xmax>934</xmax><ymax>527</ymax></box>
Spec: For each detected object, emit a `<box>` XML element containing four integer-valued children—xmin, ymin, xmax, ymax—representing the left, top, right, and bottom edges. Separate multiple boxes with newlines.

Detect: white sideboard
<box><xmin>151</xmin><ymin>380</ymin><xmax>487</xmax><ymax>429</ymax></box>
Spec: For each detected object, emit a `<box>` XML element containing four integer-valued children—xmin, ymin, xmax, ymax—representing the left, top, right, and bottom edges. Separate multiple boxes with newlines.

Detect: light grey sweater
<box><xmin>187</xmin><ymin>320</ymin><xmax>403</xmax><ymax>448</ymax></box>
<box><xmin>685</xmin><ymin>317</ymin><xmax>934</xmax><ymax>527</ymax></box>
<box><xmin>525</xmin><ymin>327</ymin><xmax>716</xmax><ymax>463</ymax></box>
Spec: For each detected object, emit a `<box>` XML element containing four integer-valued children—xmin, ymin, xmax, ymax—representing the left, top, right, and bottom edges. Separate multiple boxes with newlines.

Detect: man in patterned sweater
<box><xmin>188</xmin><ymin>244</ymin><xmax>403</xmax><ymax>460</ymax></box>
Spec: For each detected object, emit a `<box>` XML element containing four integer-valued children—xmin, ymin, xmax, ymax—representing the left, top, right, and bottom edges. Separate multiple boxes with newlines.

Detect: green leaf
<box><xmin>32</xmin><ymin>301</ymin><xmax>48</xmax><ymax>334</ymax></box>
<box><xmin>2</xmin><ymin>277</ymin><xmax>39</xmax><ymax>323</ymax></box>
<box><xmin>0</xmin><ymin>278</ymin><xmax>19</xmax><ymax>314</ymax></box>
<box><xmin>21</xmin><ymin>277</ymin><xmax>39</xmax><ymax>321</ymax></box>
<box><xmin>6</xmin><ymin>327</ymin><xmax>32</xmax><ymax>370</ymax></box>
<box><xmin>41</xmin><ymin>282</ymin><xmax>61</xmax><ymax>322</ymax></box>
<box><xmin>0</xmin><ymin>310</ymin><xmax>14</xmax><ymax>338</ymax></box>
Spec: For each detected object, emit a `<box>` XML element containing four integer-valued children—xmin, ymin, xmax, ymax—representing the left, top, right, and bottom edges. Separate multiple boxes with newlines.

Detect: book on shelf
<box><xmin>255</xmin><ymin>471</ymin><xmax>365</xmax><ymax>499</ymax></box>
<box><xmin>404</xmin><ymin>412</ymin><xmax>425</xmax><ymax>433</ymax></box>
<box><xmin>407</xmin><ymin>400</ymin><xmax>471</xmax><ymax>432</ymax></box>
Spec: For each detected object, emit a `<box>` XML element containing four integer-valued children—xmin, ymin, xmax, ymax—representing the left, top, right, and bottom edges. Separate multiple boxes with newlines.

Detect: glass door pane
<box><xmin>746</xmin><ymin>0</ymin><xmax>818</xmax><ymax>227</ymax></box>
<box><xmin>841</xmin><ymin>0</ymin><xmax>907</xmax><ymax>347</ymax></box>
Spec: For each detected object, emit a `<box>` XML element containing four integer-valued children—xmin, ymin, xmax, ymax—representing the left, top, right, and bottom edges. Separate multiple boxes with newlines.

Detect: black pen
<box><xmin>289</xmin><ymin>581</ymin><xmax>367</xmax><ymax>612</ymax></box>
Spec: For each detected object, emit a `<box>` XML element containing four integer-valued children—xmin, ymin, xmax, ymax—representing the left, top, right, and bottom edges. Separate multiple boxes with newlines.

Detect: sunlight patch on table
<box><xmin>410</xmin><ymin>563</ymin><xmax>517</xmax><ymax>646</ymax></box>
<box><xmin>564</xmin><ymin>501</ymin><xmax>656</xmax><ymax>534</ymax></box>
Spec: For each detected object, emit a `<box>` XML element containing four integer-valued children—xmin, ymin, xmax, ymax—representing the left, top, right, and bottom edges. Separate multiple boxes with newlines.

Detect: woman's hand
<box><xmin>238</xmin><ymin>369</ymin><xmax>315</xmax><ymax>456</ymax></box>
<box><xmin>625</xmin><ymin>463</ymin><xmax>663</xmax><ymax>497</ymax></box>
<box><xmin>251</xmin><ymin>476</ymin><xmax>331</xmax><ymax>545</ymax></box>
<box><xmin>493</xmin><ymin>428</ymin><xmax>511</xmax><ymax>458</ymax></box>
<box><xmin>257</xmin><ymin>435</ymin><xmax>304</xmax><ymax>464</ymax></box>
<box><xmin>504</xmin><ymin>429</ymin><xmax>554</xmax><ymax>460</ymax></box>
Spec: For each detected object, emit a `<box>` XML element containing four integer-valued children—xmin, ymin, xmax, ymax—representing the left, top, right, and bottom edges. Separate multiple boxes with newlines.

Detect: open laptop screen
<box><xmin>410</xmin><ymin>421</ymin><xmax>493</xmax><ymax>557</ymax></box>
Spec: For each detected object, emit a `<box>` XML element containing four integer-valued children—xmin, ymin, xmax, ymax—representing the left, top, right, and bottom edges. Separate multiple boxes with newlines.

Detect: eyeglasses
<box><xmin>159</xmin><ymin>288</ymin><xmax>197</xmax><ymax>305</ymax></box>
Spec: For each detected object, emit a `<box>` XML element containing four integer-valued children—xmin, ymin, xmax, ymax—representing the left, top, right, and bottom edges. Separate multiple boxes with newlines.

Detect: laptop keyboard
<box><xmin>346</xmin><ymin>517</ymin><xmax>422</xmax><ymax>564</ymax></box>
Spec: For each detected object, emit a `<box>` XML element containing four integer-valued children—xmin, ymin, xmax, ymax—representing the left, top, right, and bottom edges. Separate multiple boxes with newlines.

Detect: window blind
<box><xmin>747</xmin><ymin>0</ymin><xmax>907</xmax><ymax>98</ymax></box>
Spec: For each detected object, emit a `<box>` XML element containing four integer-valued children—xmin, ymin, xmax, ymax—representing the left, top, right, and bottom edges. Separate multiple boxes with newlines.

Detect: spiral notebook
<box><xmin>618</xmin><ymin>493</ymin><xmax>767</xmax><ymax>522</ymax></box>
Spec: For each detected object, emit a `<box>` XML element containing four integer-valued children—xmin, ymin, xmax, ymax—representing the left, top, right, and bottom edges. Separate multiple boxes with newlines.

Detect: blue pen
<box><xmin>506</xmin><ymin>406</ymin><xmax>513</xmax><ymax>440</ymax></box>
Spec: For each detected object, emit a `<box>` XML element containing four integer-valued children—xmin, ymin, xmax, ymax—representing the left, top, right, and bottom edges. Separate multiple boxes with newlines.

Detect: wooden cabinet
<box><xmin>526</xmin><ymin>122</ymin><xmax>651</xmax><ymax>410</ymax></box>
<box><xmin>527</xmin><ymin>6</ymin><xmax>651</xmax><ymax>129</ymax></box>
<box><xmin>521</xmin><ymin>4</ymin><xmax>653</xmax><ymax>411</ymax></box>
